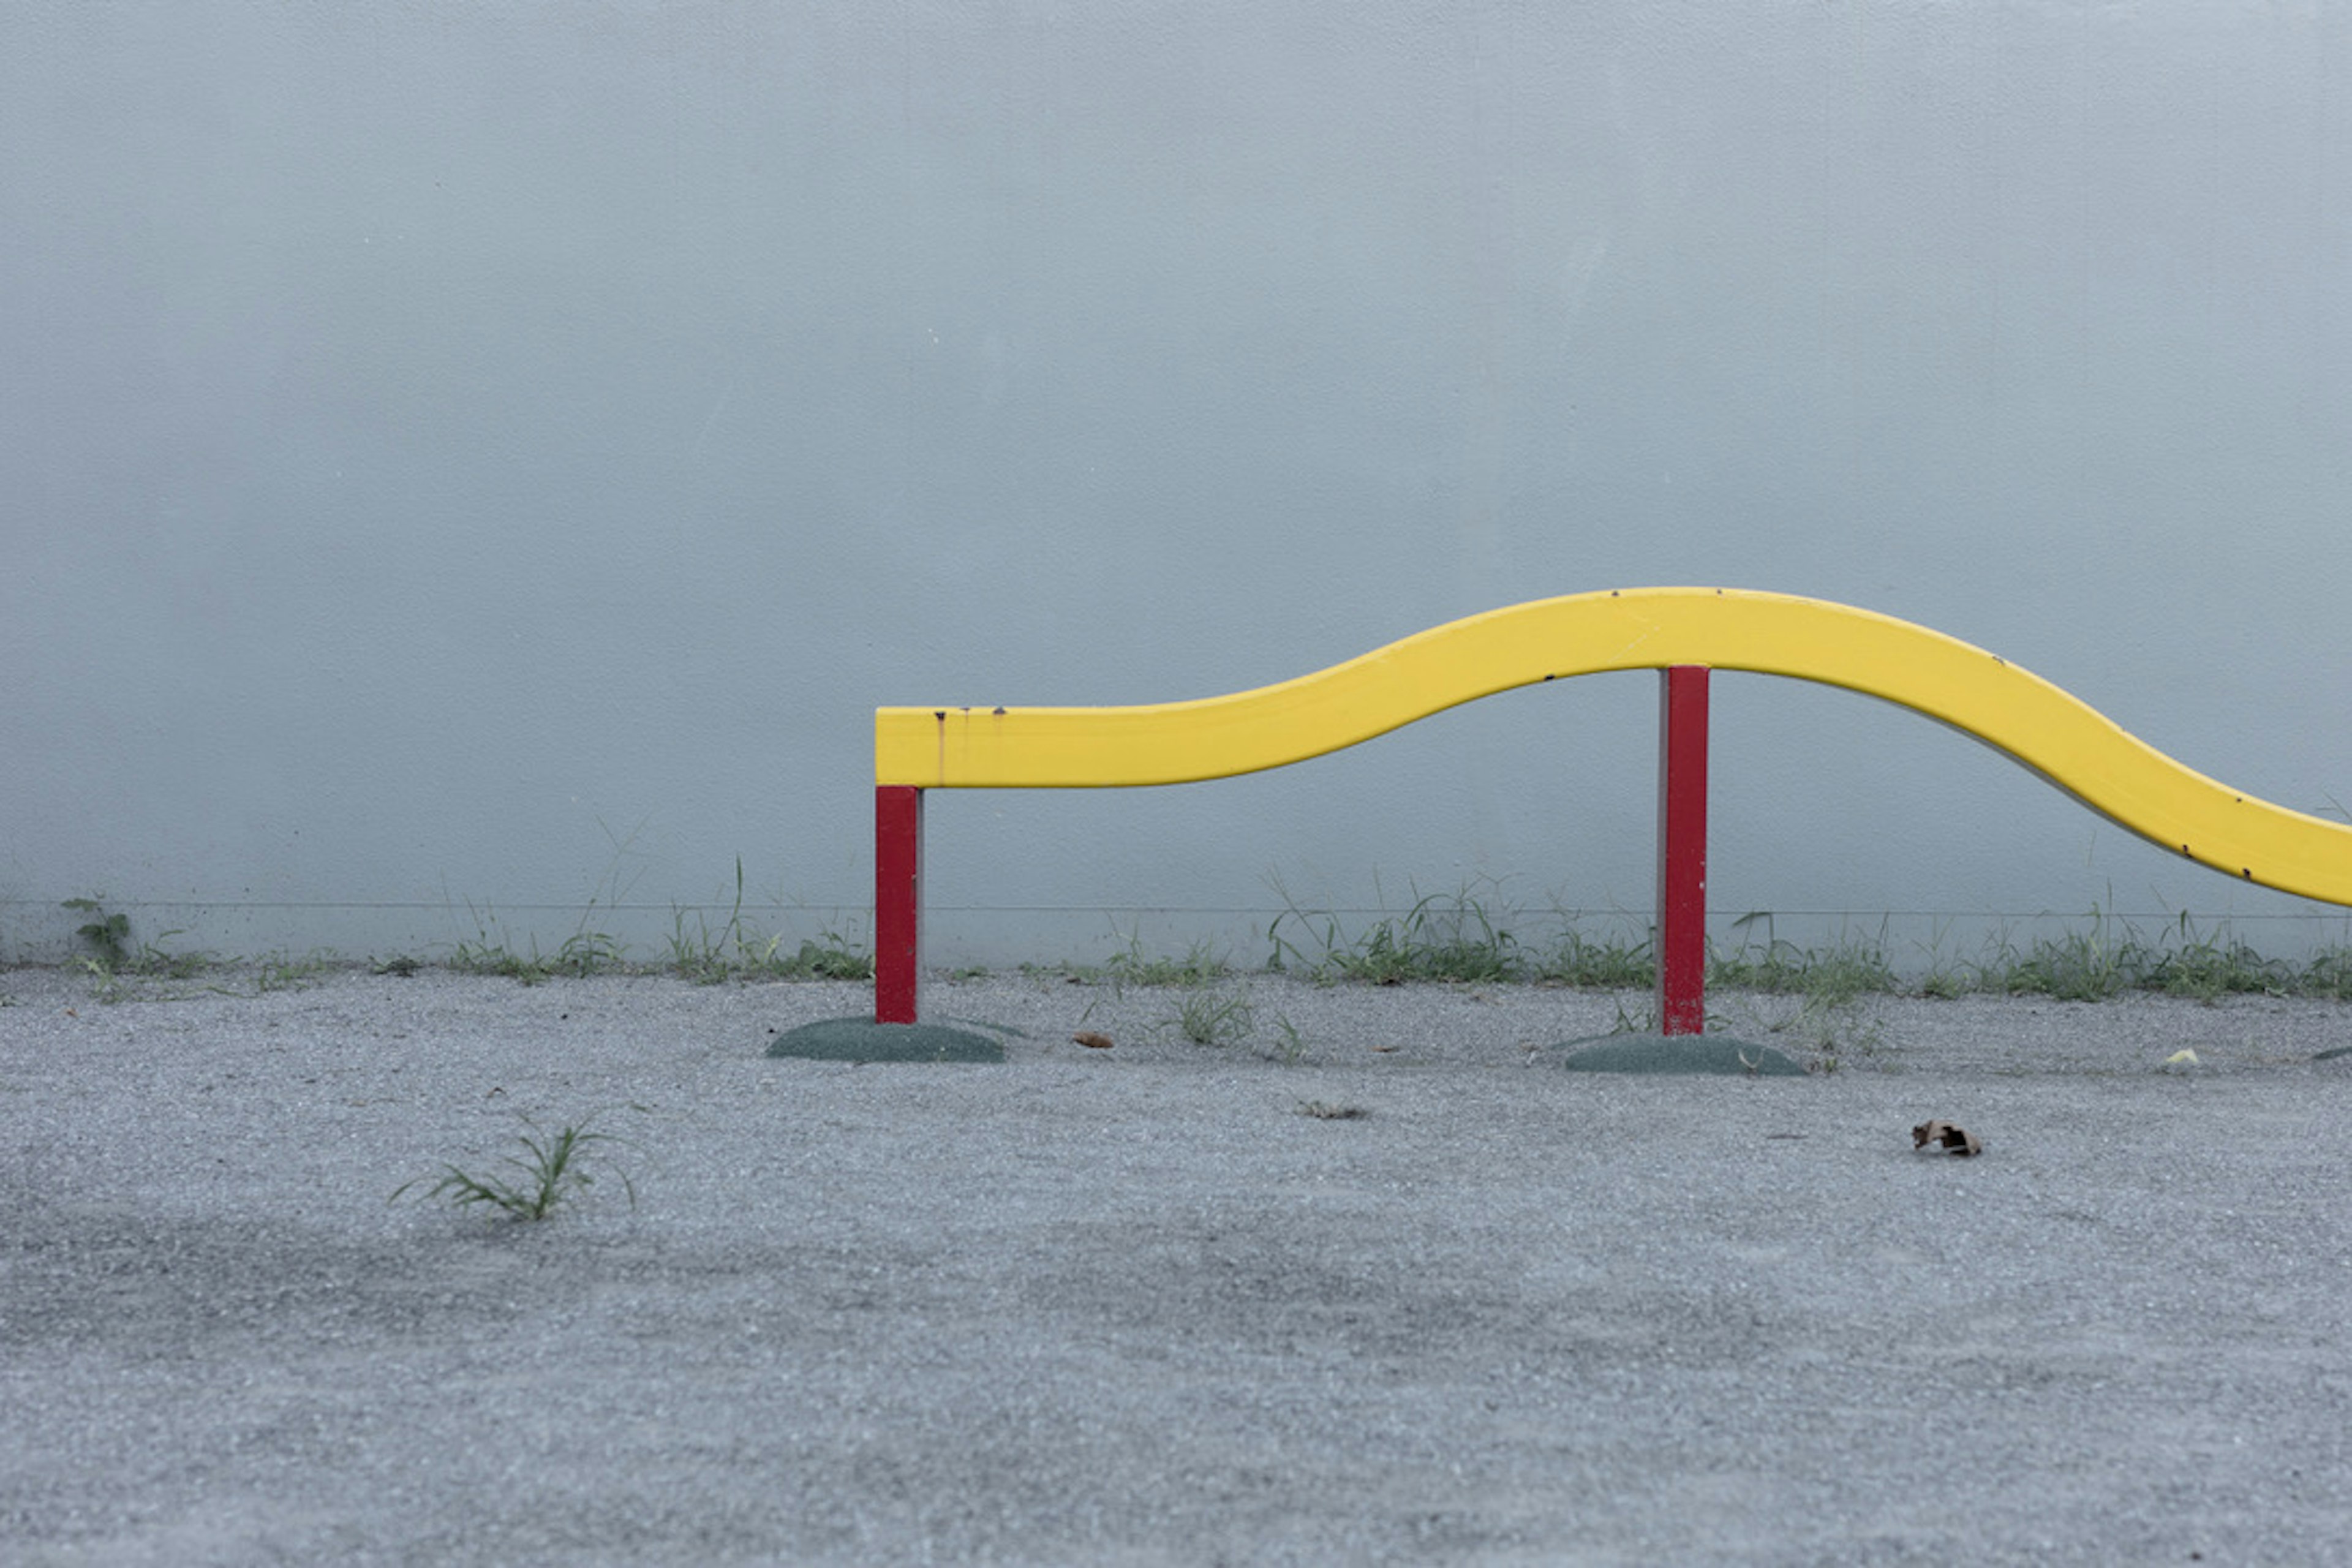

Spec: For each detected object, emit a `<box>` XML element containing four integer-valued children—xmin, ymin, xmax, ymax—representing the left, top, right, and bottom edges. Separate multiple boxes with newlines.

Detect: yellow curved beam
<box><xmin>876</xmin><ymin>586</ymin><xmax>2352</xmax><ymax>907</ymax></box>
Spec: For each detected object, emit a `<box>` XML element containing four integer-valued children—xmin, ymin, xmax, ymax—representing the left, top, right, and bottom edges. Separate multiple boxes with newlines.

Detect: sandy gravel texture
<box><xmin>3</xmin><ymin>964</ymin><xmax>2350</xmax><ymax>1566</ymax></box>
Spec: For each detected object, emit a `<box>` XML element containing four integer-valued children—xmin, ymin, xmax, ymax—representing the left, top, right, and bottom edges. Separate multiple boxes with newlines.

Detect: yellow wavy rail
<box><xmin>876</xmin><ymin>587</ymin><xmax>2352</xmax><ymax>907</ymax></box>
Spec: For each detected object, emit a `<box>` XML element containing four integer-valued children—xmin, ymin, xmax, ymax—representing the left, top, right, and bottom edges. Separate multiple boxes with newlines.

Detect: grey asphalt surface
<box><xmin>4</xmin><ymin>963</ymin><xmax>2350</xmax><ymax>1566</ymax></box>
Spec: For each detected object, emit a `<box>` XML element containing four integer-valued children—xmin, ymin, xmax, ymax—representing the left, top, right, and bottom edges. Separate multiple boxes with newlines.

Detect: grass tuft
<box><xmin>1168</xmin><ymin>987</ymin><xmax>1255</xmax><ymax>1047</ymax></box>
<box><xmin>2299</xmin><ymin>946</ymin><xmax>2352</xmax><ymax>1001</ymax></box>
<box><xmin>668</xmin><ymin>859</ymin><xmax>873</xmax><ymax>983</ymax></box>
<box><xmin>1985</xmin><ymin>921</ymin><xmax>2136</xmax><ymax>1001</ymax></box>
<box><xmin>1106</xmin><ymin>933</ymin><xmax>1231</xmax><ymax>989</ymax></box>
<box><xmin>1531</xmin><ymin>926</ymin><xmax>1654</xmax><ymax>989</ymax></box>
<box><xmin>1707</xmin><ymin>913</ymin><xmax>1896</xmax><ymax>1005</ymax></box>
<box><xmin>393</xmin><ymin>1114</ymin><xmax>635</xmax><ymax>1222</ymax></box>
<box><xmin>253</xmin><ymin>951</ymin><xmax>334</xmax><ymax>993</ymax></box>
<box><xmin>1266</xmin><ymin>879</ymin><xmax>1524</xmax><ymax>986</ymax></box>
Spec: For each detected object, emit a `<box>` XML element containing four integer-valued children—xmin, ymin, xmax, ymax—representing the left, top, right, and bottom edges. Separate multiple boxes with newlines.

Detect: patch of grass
<box><xmin>1708</xmin><ymin>914</ymin><xmax>1896</xmax><ymax>1005</ymax></box>
<box><xmin>448</xmin><ymin>919</ymin><xmax>557</xmax><ymax>986</ymax></box>
<box><xmin>1910</xmin><ymin>919</ymin><xmax>1979</xmax><ymax>998</ymax></box>
<box><xmin>2299</xmin><ymin>946</ymin><xmax>2352</xmax><ymax>1001</ymax></box>
<box><xmin>773</xmin><ymin>932</ymin><xmax>875</xmax><ymax>981</ymax></box>
<box><xmin>254</xmin><ymin>951</ymin><xmax>334</xmax><ymax>993</ymax></box>
<box><xmin>1106</xmin><ymin>932</ymin><xmax>1231</xmax><ymax>989</ymax></box>
<box><xmin>393</xmin><ymin>1114</ymin><xmax>636</xmax><ymax>1223</ymax></box>
<box><xmin>152</xmin><ymin>949</ymin><xmax>208</xmax><ymax>981</ymax></box>
<box><xmin>1950</xmin><ymin>905</ymin><xmax>2313</xmax><ymax>1003</ymax></box>
<box><xmin>667</xmin><ymin>918</ymin><xmax>734</xmax><ymax>984</ymax></box>
<box><xmin>1530</xmin><ymin>925</ymin><xmax>1654</xmax><ymax>989</ymax></box>
<box><xmin>667</xmin><ymin>857</ymin><xmax>764</xmax><ymax>983</ymax></box>
<box><xmin>1981</xmin><ymin>911</ymin><xmax>2143</xmax><ymax>1001</ymax></box>
<box><xmin>1055</xmin><ymin>929</ymin><xmax>1229</xmax><ymax>991</ymax></box>
<box><xmin>1917</xmin><ymin>962</ymin><xmax>1973</xmax><ymax>1000</ymax></box>
<box><xmin>665</xmin><ymin>861</ymin><xmax>874</xmax><ymax>984</ymax></box>
<box><xmin>374</xmin><ymin>956</ymin><xmax>423</xmax><ymax>977</ymax></box>
<box><xmin>2144</xmin><ymin>915</ymin><xmax>2294</xmax><ymax>1001</ymax></box>
<box><xmin>1267</xmin><ymin>878</ymin><xmax>1523</xmax><ymax>985</ymax></box>
<box><xmin>1084</xmin><ymin>879</ymin><xmax>2352</xmax><ymax>1007</ymax></box>
<box><xmin>546</xmin><ymin>930</ymin><xmax>627</xmax><ymax>979</ymax></box>
<box><xmin>450</xmin><ymin>915</ymin><xmax>630</xmax><ymax>987</ymax></box>
<box><xmin>1164</xmin><ymin>987</ymin><xmax>1255</xmax><ymax>1047</ymax></box>
<box><xmin>446</xmin><ymin>820</ymin><xmax>646</xmax><ymax>985</ymax></box>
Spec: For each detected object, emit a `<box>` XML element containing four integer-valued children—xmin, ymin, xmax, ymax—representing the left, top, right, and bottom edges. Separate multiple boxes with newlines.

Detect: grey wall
<box><xmin>4</xmin><ymin>1</ymin><xmax>2348</xmax><ymax>968</ymax></box>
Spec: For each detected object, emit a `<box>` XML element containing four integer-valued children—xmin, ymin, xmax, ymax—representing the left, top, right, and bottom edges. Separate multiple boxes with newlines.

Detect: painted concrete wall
<box><xmin>4</xmin><ymin>2</ymin><xmax>2348</xmax><ymax>967</ymax></box>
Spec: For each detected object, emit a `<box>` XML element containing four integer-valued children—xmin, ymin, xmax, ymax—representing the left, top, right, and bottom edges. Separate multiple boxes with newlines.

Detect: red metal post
<box><xmin>875</xmin><ymin>785</ymin><xmax>924</xmax><ymax>1023</ymax></box>
<box><xmin>1656</xmin><ymin>666</ymin><xmax>1709</xmax><ymax>1036</ymax></box>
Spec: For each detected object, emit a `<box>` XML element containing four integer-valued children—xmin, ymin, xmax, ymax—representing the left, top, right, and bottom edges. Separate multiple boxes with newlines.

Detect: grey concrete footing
<box><xmin>766</xmin><ymin>1017</ymin><xmax>1006</xmax><ymax>1063</ymax></box>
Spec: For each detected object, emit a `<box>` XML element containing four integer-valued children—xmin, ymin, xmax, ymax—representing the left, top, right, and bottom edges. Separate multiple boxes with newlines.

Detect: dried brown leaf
<box><xmin>1912</xmin><ymin>1119</ymin><xmax>1983</xmax><ymax>1156</ymax></box>
<box><xmin>1071</xmin><ymin>1030</ymin><xmax>1115</xmax><ymax>1050</ymax></box>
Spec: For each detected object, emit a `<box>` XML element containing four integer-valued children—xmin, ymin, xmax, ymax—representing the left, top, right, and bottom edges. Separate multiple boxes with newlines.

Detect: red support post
<box><xmin>1656</xmin><ymin>666</ymin><xmax>1709</xmax><ymax>1036</ymax></box>
<box><xmin>875</xmin><ymin>785</ymin><xmax>924</xmax><ymax>1024</ymax></box>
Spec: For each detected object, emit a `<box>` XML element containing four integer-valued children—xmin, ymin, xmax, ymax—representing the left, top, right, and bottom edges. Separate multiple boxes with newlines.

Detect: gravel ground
<box><xmin>4</xmin><ymin>964</ymin><xmax>2350</xmax><ymax>1566</ymax></box>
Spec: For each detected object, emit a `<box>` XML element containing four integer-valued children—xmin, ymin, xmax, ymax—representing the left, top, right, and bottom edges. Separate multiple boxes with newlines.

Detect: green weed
<box><xmin>1981</xmin><ymin>907</ymin><xmax>2142</xmax><ymax>1001</ymax></box>
<box><xmin>1266</xmin><ymin>878</ymin><xmax>1523</xmax><ymax>985</ymax></box>
<box><xmin>775</xmin><ymin>932</ymin><xmax>874</xmax><ymax>981</ymax></box>
<box><xmin>75</xmin><ymin>959</ymin><xmax>126</xmax><ymax>1005</ymax></box>
<box><xmin>2151</xmin><ymin>923</ymin><xmax>2293</xmax><ymax>1000</ymax></box>
<box><xmin>1608</xmin><ymin>994</ymin><xmax>1658</xmax><ymax>1035</ymax></box>
<box><xmin>1166</xmin><ymin>988</ymin><xmax>1254</xmax><ymax>1047</ymax></box>
<box><xmin>1708</xmin><ymin>914</ymin><xmax>1896</xmax><ymax>1004</ymax></box>
<box><xmin>2299</xmin><ymin>946</ymin><xmax>2352</xmax><ymax>1001</ymax></box>
<box><xmin>1256</xmin><ymin>880</ymin><xmax>2352</xmax><ymax>1006</ymax></box>
<box><xmin>450</xmin><ymin>914</ymin><xmax>628</xmax><ymax>987</ymax></box>
<box><xmin>667</xmin><ymin>856</ymin><xmax>761</xmax><ymax>982</ymax></box>
<box><xmin>1909</xmin><ymin>919</ymin><xmax>1977</xmax><ymax>998</ymax></box>
<box><xmin>1779</xmin><ymin>998</ymin><xmax>1887</xmax><ymax>1074</ymax></box>
<box><xmin>450</xmin><ymin>921</ymin><xmax>554</xmax><ymax>986</ymax></box>
<box><xmin>1105</xmin><ymin>933</ymin><xmax>1231</xmax><ymax>989</ymax></box>
<box><xmin>1057</xmin><ymin>929</ymin><xmax>1229</xmax><ymax>990</ymax></box>
<box><xmin>551</xmin><ymin>931</ymin><xmax>626</xmax><ymax>978</ymax></box>
<box><xmin>62</xmin><ymin>897</ymin><xmax>202</xmax><ymax>997</ymax></box>
<box><xmin>63</xmin><ymin>898</ymin><xmax>130</xmax><ymax>969</ymax></box>
<box><xmin>666</xmin><ymin>860</ymin><xmax>873</xmax><ymax>983</ymax></box>
<box><xmin>1530</xmin><ymin>925</ymin><xmax>1654</xmax><ymax>989</ymax></box>
<box><xmin>393</xmin><ymin>1114</ymin><xmax>636</xmax><ymax>1223</ymax></box>
<box><xmin>445</xmin><ymin>820</ymin><xmax>644</xmax><ymax>985</ymax></box>
<box><xmin>253</xmin><ymin>951</ymin><xmax>333</xmax><ymax>993</ymax></box>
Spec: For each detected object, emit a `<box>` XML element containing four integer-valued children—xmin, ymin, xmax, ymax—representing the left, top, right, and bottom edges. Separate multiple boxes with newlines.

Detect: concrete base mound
<box><xmin>766</xmin><ymin>1017</ymin><xmax>1006</xmax><ymax>1063</ymax></box>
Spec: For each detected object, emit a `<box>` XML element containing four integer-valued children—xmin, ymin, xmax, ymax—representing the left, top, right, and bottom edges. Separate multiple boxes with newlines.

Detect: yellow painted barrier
<box><xmin>876</xmin><ymin>587</ymin><xmax>2352</xmax><ymax>907</ymax></box>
